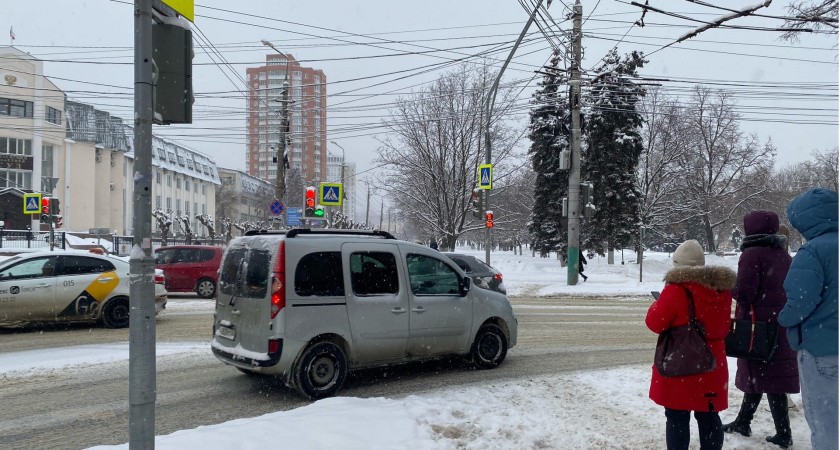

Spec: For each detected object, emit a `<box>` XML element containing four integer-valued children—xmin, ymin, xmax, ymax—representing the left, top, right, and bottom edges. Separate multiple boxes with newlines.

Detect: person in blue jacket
<box><xmin>779</xmin><ymin>187</ymin><xmax>839</xmax><ymax>450</ymax></box>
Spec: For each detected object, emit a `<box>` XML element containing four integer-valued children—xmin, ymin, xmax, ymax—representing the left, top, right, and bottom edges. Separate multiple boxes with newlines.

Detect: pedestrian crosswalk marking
<box><xmin>481</xmin><ymin>170</ymin><xmax>490</xmax><ymax>185</ymax></box>
<box><xmin>478</xmin><ymin>164</ymin><xmax>493</xmax><ymax>190</ymax></box>
<box><xmin>27</xmin><ymin>198</ymin><xmax>37</xmax><ymax>210</ymax></box>
<box><xmin>23</xmin><ymin>193</ymin><xmax>42</xmax><ymax>214</ymax></box>
<box><xmin>319</xmin><ymin>183</ymin><xmax>343</xmax><ymax>206</ymax></box>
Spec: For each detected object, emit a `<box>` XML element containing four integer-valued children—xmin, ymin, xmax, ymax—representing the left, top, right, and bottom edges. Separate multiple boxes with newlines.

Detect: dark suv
<box><xmin>154</xmin><ymin>245</ymin><xmax>223</xmax><ymax>298</ymax></box>
<box><xmin>441</xmin><ymin>253</ymin><xmax>506</xmax><ymax>295</ymax></box>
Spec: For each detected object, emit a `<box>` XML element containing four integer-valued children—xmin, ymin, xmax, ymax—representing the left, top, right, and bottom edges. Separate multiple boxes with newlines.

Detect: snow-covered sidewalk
<box><xmin>86</xmin><ymin>357</ymin><xmax>811</xmax><ymax>449</ymax></box>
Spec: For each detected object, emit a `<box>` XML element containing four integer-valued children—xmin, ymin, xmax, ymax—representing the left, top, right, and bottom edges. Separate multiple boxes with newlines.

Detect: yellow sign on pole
<box><xmin>320</xmin><ymin>183</ymin><xmax>343</xmax><ymax>206</ymax></box>
<box><xmin>478</xmin><ymin>164</ymin><xmax>493</xmax><ymax>190</ymax></box>
<box><xmin>23</xmin><ymin>193</ymin><xmax>42</xmax><ymax>214</ymax></box>
<box><xmin>161</xmin><ymin>0</ymin><xmax>194</xmax><ymax>22</ymax></box>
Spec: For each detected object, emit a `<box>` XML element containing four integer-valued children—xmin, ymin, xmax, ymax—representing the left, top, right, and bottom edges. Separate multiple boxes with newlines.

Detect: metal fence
<box><xmin>112</xmin><ymin>235</ymin><xmax>226</xmax><ymax>255</ymax></box>
<box><xmin>0</xmin><ymin>230</ymin><xmax>66</xmax><ymax>250</ymax></box>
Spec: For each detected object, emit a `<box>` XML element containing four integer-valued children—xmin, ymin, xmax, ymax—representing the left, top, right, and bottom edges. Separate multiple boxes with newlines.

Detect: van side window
<box><xmin>199</xmin><ymin>249</ymin><xmax>216</xmax><ymax>262</ymax></box>
<box><xmin>406</xmin><ymin>254</ymin><xmax>460</xmax><ymax>296</ymax></box>
<box><xmin>295</xmin><ymin>252</ymin><xmax>344</xmax><ymax>297</ymax></box>
<box><xmin>350</xmin><ymin>252</ymin><xmax>398</xmax><ymax>296</ymax></box>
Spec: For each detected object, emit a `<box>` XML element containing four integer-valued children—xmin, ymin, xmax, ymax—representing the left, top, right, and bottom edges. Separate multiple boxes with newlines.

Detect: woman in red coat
<box><xmin>647</xmin><ymin>239</ymin><xmax>737</xmax><ymax>450</ymax></box>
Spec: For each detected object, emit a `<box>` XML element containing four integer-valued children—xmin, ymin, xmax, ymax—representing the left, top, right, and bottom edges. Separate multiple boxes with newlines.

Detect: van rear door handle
<box><xmin>411</xmin><ymin>306</ymin><xmax>426</xmax><ymax>313</ymax></box>
<box><xmin>390</xmin><ymin>307</ymin><xmax>407</xmax><ymax>314</ymax></box>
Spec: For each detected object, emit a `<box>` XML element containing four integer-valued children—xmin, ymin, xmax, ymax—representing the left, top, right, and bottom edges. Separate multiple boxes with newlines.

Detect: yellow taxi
<box><xmin>0</xmin><ymin>251</ymin><xmax>167</xmax><ymax>328</ymax></box>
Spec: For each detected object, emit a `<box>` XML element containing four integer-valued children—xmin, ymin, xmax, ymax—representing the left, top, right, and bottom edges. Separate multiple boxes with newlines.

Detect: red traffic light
<box><xmin>305</xmin><ymin>188</ymin><xmax>316</xmax><ymax>199</ymax></box>
<box><xmin>485</xmin><ymin>211</ymin><xmax>494</xmax><ymax>228</ymax></box>
<box><xmin>42</xmin><ymin>198</ymin><xmax>50</xmax><ymax>207</ymax></box>
<box><xmin>306</xmin><ymin>198</ymin><xmax>315</xmax><ymax>208</ymax></box>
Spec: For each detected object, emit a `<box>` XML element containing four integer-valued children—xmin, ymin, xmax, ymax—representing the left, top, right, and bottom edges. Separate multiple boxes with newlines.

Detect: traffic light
<box><xmin>304</xmin><ymin>186</ymin><xmax>318</xmax><ymax>219</ymax></box>
<box><xmin>50</xmin><ymin>198</ymin><xmax>60</xmax><ymax>215</ymax></box>
<box><xmin>485</xmin><ymin>210</ymin><xmax>494</xmax><ymax>228</ymax></box>
<box><xmin>54</xmin><ymin>216</ymin><xmax>63</xmax><ymax>229</ymax></box>
<box><xmin>471</xmin><ymin>188</ymin><xmax>482</xmax><ymax>218</ymax></box>
<box><xmin>314</xmin><ymin>205</ymin><xmax>325</xmax><ymax>217</ymax></box>
<box><xmin>41</xmin><ymin>197</ymin><xmax>50</xmax><ymax>216</ymax></box>
<box><xmin>152</xmin><ymin>16</ymin><xmax>194</xmax><ymax>124</ymax></box>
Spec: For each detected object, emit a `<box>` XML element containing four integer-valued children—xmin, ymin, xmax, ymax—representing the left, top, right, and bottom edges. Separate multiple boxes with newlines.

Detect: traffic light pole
<box><xmin>567</xmin><ymin>0</ymin><xmax>583</xmax><ymax>285</ymax></box>
<box><xmin>484</xmin><ymin>0</ymin><xmax>544</xmax><ymax>265</ymax></box>
<box><xmin>131</xmin><ymin>0</ymin><xmax>157</xmax><ymax>447</ymax></box>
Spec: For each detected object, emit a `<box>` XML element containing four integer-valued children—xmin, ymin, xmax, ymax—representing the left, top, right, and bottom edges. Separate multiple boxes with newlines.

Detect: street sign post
<box><xmin>319</xmin><ymin>183</ymin><xmax>343</xmax><ymax>206</ymax></box>
<box><xmin>287</xmin><ymin>207</ymin><xmax>302</xmax><ymax>226</ymax></box>
<box><xmin>269</xmin><ymin>200</ymin><xmax>284</xmax><ymax>215</ymax></box>
<box><xmin>479</xmin><ymin>164</ymin><xmax>493</xmax><ymax>190</ymax></box>
<box><xmin>23</xmin><ymin>193</ymin><xmax>42</xmax><ymax>214</ymax></box>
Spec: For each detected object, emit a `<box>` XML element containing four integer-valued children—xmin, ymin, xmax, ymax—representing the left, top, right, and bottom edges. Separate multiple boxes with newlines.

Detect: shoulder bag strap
<box><xmin>679</xmin><ymin>284</ymin><xmax>697</xmax><ymax>323</ymax></box>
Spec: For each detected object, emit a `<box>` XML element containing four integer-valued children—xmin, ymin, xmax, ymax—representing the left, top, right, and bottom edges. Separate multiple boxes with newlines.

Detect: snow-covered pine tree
<box><xmin>583</xmin><ymin>50</ymin><xmax>647</xmax><ymax>260</ymax></box>
<box><xmin>527</xmin><ymin>52</ymin><xmax>570</xmax><ymax>258</ymax></box>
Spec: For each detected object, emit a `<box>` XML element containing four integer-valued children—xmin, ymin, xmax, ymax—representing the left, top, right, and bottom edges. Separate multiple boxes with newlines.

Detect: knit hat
<box><xmin>744</xmin><ymin>210</ymin><xmax>780</xmax><ymax>236</ymax></box>
<box><xmin>673</xmin><ymin>240</ymin><xmax>705</xmax><ymax>267</ymax></box>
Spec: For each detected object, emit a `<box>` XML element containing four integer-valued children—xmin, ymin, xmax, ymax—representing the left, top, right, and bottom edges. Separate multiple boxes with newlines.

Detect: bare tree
<box><xmin>152</xmin><ymin>209</ymin><xmax>173</xmax><ymax>246</ymax></box>
<box><xmin>782</xmin><ymin>0</ymin><xmax>839</xmax><ymax>41</ymax></box>
<box><xmin>673</xmin><ymin>87</ymin><xmax>776</xmax><ymax>252</ymax></box>
<box><xmin>196</xmin><ymin>214</ymin><xmax>215</xmax><ymax>241</ymax></box>
<box><xmin>215</xmin><ymin>180</ymin><xmax>238</xmax><ymax>223</ymax></box>
<box><xmin>176</xmin><ymin>215</ymin><xmax>193</xmax><ymax>244</ymax></box>
<box><xmin>375</xmin><ymin>63</ymin><xmax>521</xmax><ymax>251</ymax></box>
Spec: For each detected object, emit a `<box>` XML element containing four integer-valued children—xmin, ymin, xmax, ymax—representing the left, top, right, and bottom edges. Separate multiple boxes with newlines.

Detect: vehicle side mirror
<box><xmin>460</xmin><ymin>276</ymin><xmax>471</xmax><ymax>296</ymax></box>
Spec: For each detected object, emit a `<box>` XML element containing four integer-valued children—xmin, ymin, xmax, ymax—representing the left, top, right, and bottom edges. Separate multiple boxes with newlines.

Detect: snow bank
<box><xmin>86</xmin><ymin>357</ymin><xmax>812</xmax><ymax>449</ymax></box>
<box><xmin>454</xmin><ymin>247</ymin><xmax>739</xmax><ymax>297</ymax></box>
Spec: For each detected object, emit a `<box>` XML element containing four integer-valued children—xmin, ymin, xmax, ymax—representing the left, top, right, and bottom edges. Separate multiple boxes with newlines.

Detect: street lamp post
<box><xmin>262</xmin><ymin>40</ymin><xmax>290</xmax><ymax>204</ymax></box>
<box><xmin>483</xmin><ymin>0</ymin><xmax>547</xmax><ymax>265</ymax></box>
<box><xmin>330</xmin><ymin>140</ymin><xmax>346</xmax><ymax>216</ymax></box>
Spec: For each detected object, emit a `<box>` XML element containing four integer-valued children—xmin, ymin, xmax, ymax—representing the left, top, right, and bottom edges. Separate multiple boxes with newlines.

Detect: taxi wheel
<box><xmin>471</xmin><ymin>324</ymin><xmax>508</xmax><ymax>369</ymax></box>
<box><xmin>196</xmin><ymin>278</ymin><xmax>216</xmax><ymax>299</ymax></box>
<box><xmin>101</xmin><ymin>297</ymin><xmax>130</xmax><ymax>329</ymax></box>
<box><xmin>294</xmin><ymin>342</ymin><xmax>347</xmax><ymax>400</ymax></box>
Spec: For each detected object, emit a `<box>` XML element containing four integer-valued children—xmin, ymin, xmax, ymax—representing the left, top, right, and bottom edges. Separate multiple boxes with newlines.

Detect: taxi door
<box><xmin>55</xmin><ymin>255</ymin><xmax>119</xmax><ymax>319</ymax></box>
<box><xmin>0</xmin><ymin>256</ymin><xmax>58</xmax><ymax>321</ymax></box>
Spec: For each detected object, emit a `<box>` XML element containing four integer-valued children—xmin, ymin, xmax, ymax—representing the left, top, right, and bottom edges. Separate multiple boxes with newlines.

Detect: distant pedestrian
<box><xmin>779</xmin><ymin>188</ymin><xmax>839</xmax><ymax>450</ymax></box>
<box><xmin>429</xmin><ymin>239</ymin><xmax>438</xmax><ymax>251</ymax></box>
<box><xmin>646</xmin><ymin>239</ymin><xmax>736</xmax><ymax>450</ymax></box>
<box><xmin>723</xmin><ymin>210</ymin><xmax>797</xmax><ymax>449</ymax></box>
<box><xmin>578</xmin><ymin>248</ymin><xmax>588</xmax><ymax>282</ymax></box>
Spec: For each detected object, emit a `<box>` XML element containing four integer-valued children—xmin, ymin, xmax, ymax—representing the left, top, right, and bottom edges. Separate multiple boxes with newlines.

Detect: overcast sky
<box><xmin>3</xmin><ymin>0</ymin><xmax>838</xmax><ymax>191</ymax></box>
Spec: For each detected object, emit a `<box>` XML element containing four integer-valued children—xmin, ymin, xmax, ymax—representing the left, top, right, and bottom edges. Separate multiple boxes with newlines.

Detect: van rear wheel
<box><xmin>294</xmin><ymin>342</ymin><xmax>347</xmax><ymax>400</ymax></box>
<box><xmin>471</xmin><ymin>324</ymin><xmax>508</xmax><ymax>369</ymax></box>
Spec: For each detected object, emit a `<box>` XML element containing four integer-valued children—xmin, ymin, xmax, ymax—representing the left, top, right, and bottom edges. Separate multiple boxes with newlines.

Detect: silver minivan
<box><xmin>211</xmin><ymin>229</ymin><xmax>517</xmax><ymax>399</ymax></box>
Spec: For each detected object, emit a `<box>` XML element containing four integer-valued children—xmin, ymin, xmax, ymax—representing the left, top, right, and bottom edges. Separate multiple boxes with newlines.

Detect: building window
<box><xmin>0</xmin><ymin>97</ymin><xmax>34</xmax><ymax>118</ymax></box>
<box><xmin>167</xmin><ymin>175</ymin><xmax>172</xmax><ymax>187</ymax></box>
<box><xmin>194</xmin><ymin>182</ymin><xmax>198</xmax><ymax>191</ymax></box>
<box><xmin>194</xmin><ymin>202</ymin><xmax>198</xmax><ymax>214</ymax></box>
<box><xmin>155</xmin><ymin>195</ymin><xmax>161</xmax><ymax>209</ymax></box>
<box><xmin>166</xmin><ymin>198</ymin><xmax>171</xmax><ymax>210</ymax></box>
<box><xmin>185</xmin><ymin>180</ymin><xmax>190</xmax><ymax>191</ymax></box>
<box><xmin>176</xmin><ymin>178</ymin><xmax>181</xmax><ymax>189</ymax></box>
<box><xmin>0</xmin><ymin>137</ymin><xmax>32</xmax><ymax>155</ymax></box>
<box><xmin>156</xmin><ymin>172</ymin><xmax>161</xmax><ymax>184</ymax></box>
<box><xmin>41</xmin><ymin>145</ymin><xmax>54</xmax><ymax>178</ymax></box>
<box><xmin>45</xmin><ymin>106</ymin><xmax>61</xmax><ymax>125</ymax></box>
<box><xmin>201</xmin><ymin>184</ymin><xmax>206</xmax><ymax>195</ymax></box>
<box><xmin>176</xmin><ymin>199</ymin><xmax>181</xmax><ymax>213</ymax></box>
<box><xmin>0</xmin><ymin>170</ymin><xmax>32</xmax><ymax>189</ymax></box>
<box><xmin>201</xmin><ymin>204</ymin><xmax>206</xmax><ymax>215</ymax></box>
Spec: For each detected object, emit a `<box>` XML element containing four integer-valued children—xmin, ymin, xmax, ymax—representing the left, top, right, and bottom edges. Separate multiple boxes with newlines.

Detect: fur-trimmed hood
<box><xmin>664</xmin><ymin>266</ymin><xmax>737</xmax><ymax>292</ymax></box>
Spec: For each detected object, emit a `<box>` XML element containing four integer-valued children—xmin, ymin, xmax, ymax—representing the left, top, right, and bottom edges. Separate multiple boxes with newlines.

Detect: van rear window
<box><xmin>295</xmin><ymin>252</ymin><xmax>344</xmax><ymax>297</ymax></box>
<box><xmin>220</xmin><ymin>248</ymin><xmax>271</xmax><ymax>299</ymax></box>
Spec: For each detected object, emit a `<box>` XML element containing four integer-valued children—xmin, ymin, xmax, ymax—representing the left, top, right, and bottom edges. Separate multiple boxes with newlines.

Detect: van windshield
<box><xmin>220</xmin><ymin>248</ymin><xmax>271</xmax><ymax>299</ymax></box>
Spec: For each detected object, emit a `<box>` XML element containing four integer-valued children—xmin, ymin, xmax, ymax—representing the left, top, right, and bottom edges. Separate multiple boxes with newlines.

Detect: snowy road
<box><xmin>0</xmin><ymin>296</ymin><xmax>656</xmax><ymax>449</ymax></box>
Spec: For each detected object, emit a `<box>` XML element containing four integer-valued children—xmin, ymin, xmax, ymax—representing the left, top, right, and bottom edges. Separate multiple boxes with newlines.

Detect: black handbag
<box><xmin>654</xmin><ymin>285</ymin><xmax>717</xmax><ymax>378</ymax></box>
<box><xmin>725</xmin><ymin>304</ymin><xmax>778</xmax><ymax>362</ymax></box>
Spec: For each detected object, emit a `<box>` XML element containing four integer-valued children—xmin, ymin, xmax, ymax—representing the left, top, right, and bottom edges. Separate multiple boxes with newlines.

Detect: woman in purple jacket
<box><xmin>723</xmin><ymin>210</ymin><xmax>798</xmax><ymax>449</ymax></box>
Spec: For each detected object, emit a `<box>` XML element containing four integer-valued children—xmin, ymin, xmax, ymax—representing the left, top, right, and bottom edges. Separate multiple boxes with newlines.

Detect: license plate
<box><xmin>217</xmin><ymin>326</ymin><xmax>235</xmax><ymax>340</ymax></box>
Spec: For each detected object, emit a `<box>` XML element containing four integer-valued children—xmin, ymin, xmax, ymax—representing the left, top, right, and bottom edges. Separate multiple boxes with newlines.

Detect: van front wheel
<box><xmin>294</xmin><ymin>342</ymin><xmax>347</xmax><ymax>400</ymax></box>
<box><xmin>471</xmin><ymin>324</ymin><xmax>508</xmax><ymax>369</ymax></box>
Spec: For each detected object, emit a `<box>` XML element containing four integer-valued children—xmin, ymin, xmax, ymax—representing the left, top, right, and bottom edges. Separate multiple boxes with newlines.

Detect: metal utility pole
<box><xmin>365</xmin><ymin>184</ymin><xmax>371</xmax><ymax>225</ymax></box>
<box><xmin>483</xmin><ymin>0</ymin><xmax>545</xmax><ymax>265</ymax></box>
<box><xmin>566</xmin><ymin>0</ymin><xmax>583</xmax><ymax>285</ymax></box>
<box><xmin>274</xmin><ymin>80</ymin><xmax>289</xmax><ymax>202</ymax></box>
<box><xmin>131</xmin><ymin>0</ymin><xmax>157</xmax><ymax>446</ymax></box>
<box><xmin>330</xmin><ymin>141</ymin><xmax>346</xmax><ymax>216</ymax></box>
<box><xmin>379</xmin><ymin>199</ymin><xmax>384</xmax><ymax>230</ymax></box>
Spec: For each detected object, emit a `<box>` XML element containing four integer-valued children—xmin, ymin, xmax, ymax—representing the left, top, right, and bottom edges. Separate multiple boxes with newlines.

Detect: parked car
<box><xmin>211</xmin><ymin>229</ymin><xmax>518</xmax><ymax>399</ymax></box>
<box><xmin>154</xmin><ymin>245</ymin><xmax>223</xmax><ymax>298</ymax></box>
<box><xmin>0</xmin><ymin>250</ymin><xmax>167</xmax><ymax>328</ymax></box>
<box><xmin>441</xmin><ymin>253</ymin><xmax>506</xmax><ymax>295</ymax></box>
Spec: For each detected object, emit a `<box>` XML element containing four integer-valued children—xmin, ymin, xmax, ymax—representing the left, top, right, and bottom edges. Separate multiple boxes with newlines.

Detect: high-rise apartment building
<box><xmin>245</xmin><ymin>53</ymin><xmax>327</xmax><ymax>186</ymax></box>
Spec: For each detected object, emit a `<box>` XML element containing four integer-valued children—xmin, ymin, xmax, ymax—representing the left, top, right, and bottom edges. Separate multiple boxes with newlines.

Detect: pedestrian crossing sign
<box><xmin>479</xmin><ymin>164</ymin><xmax>493</xmax><ymax>190</ymax></box>
<box><xmin>23</xmin><ymin>193</ymin><xmax>42</xmax><ymax>214</ymax></box>
<box><xmin>320</xmin><ymin>183</ymin><xmax>343</xmax><ymax>206</ymax></box>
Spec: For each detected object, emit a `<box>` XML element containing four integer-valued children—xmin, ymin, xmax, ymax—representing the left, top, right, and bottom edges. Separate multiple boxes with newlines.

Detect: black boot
<box><xmin>723</xmin><ymin>393</ymin><xmax>761</xmax><ymax>437</ymax></box>
<box><xmin>766</xmin><ymin>394</ymin><xmax>793</xmax><ymax>448</ymax></box>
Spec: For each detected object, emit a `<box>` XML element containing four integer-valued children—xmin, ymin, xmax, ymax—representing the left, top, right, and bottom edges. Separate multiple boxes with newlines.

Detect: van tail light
<box><xmin>494</xmin><ymin>273</ymin><xmax>503</xmax><ymax>281</ymax></box>
<box><xmin>270</xmin><ymin>241</ymin><xmax>286</xmax><ymax>319</ymax></box>
<box><xmin>268</xmin><ymin>339</ymin><xmax>281</xmax><ymax>355</ymax></box>
<box><xmin>155</xmin><ymin>273</ymin><xmax>165</xmax><ymax>284</ymax></box>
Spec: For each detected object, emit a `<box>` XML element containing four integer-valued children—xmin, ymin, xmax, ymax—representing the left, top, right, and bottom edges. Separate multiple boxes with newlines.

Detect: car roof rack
<box><xmin>244</xmin><ymin>229</ymin><xmax>288</xmax><ymax>236</ymax></box>
<box><xmin>285</xmin><ymin>229</ymin><xmax>396</xmax><ymax>239</ymax></box>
